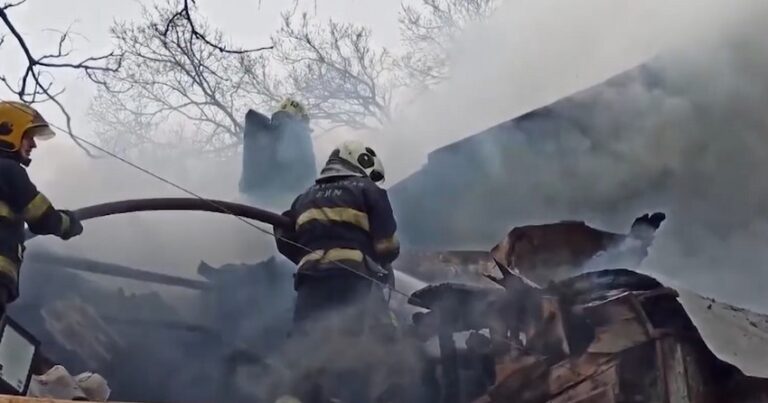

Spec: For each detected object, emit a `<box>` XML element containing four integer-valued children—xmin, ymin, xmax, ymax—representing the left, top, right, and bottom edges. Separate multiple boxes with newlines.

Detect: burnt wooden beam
<box><xmin>26</xmin><ymin>251</ymin><xmax>211</xmax><ymax>291</ymax></box>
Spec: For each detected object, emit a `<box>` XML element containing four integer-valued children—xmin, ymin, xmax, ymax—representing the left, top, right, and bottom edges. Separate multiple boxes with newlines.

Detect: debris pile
<box><xmin>410</xmin><ymin>267</ymin><xmax>768</xmax><ymax>402</ymax></box>
<box><xmin>404</xmin><ymin>213</ymin><xmax>768</xmax><ymax>403</ymax></box>
<box><xmin>7</xmin><ymin>205</ymin><xmax>768</xmax><ymax>403</ymax></box>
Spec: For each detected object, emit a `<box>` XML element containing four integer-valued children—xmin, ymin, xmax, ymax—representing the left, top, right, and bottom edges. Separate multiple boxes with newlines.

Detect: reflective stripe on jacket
<box><xmin>0</xmin><ymin>155</ymin><xmax>71</xmax><ymax>300</ymax></box>
<box><xmin>277</xmin><ymin>175</ymin><xmax>400</xmax><ymax>276</ymax></box>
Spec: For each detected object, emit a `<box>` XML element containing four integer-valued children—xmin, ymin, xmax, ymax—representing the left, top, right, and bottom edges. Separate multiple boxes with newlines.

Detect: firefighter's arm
<box><xmin>366</xmin><ymin>186</ymin><xmax>400</xmax><ymax>265</ymax></box>
<box><xmin>7</xmin><ymin>164</ymin><xmax>83</xmax><ymax>239</ymax></box>
<box><xmin>274</xmin><ymin>204</ymin><xmax>304</xmax><ymax>265</ymax></box>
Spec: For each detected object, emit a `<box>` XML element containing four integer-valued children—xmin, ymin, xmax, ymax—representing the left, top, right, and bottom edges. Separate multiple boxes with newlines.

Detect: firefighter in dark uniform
<box><xmin>274</xmin><ymin>140</ymin><xmax>399</xmax><ymax>402</ymax></box>
<box><xmin>0</xmin><ymin>101</ymin><xmax>84</xmax><ymax>317</ymax></box>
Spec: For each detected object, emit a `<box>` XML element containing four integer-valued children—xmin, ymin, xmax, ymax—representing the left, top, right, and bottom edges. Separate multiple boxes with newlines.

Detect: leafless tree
<box><xmin>0</xmin><ymin>0</ymin><xmax>121</xmax><ymax>154</ymax></box>
<box><xmin>264</xmin><ymin>11</ymin><xmax>397</xmax><ymax>131</ymax></box>
<box><xmin>89</xmin><ymin>0</ymin><xmax>500</xmax><ymax>154</ymax></box>
<box><xmin>89</xmin><ymin>0</ymin><xmax>272</xmax><ymax>155</ymax></box>
<box><xmin>92</xmin><ymin>1</ymin><xmax>395</xmax><ymax>154</ymax></box>
<box><xmin>398</xmin><ymin>0</ymin><xmax>500</xmax><ymax>90</ymax></box>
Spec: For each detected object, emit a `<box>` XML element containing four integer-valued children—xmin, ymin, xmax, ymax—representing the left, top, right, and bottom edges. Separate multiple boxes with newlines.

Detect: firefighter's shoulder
<box><xmin>0</xmin><ymin>157</ymin><xmax>29</xmax><ymax>181</ymax></box>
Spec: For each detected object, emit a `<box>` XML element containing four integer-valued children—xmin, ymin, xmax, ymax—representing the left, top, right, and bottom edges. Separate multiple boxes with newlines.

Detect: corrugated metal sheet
<box><xmin>677</xmin><ymin>289</ymin><xmax>768</xmax><ymax>378</ymax></box>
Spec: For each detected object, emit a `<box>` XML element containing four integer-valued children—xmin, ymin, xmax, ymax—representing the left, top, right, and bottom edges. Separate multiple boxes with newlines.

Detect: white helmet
<box><xmin>322</xmin><ymin>140</ymin><xmax>385</xmax><ymax>183</ymax></box>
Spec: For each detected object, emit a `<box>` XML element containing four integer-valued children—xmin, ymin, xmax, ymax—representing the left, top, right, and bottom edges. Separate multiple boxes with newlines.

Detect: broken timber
<box><xmin>26</xmin><ymin>251</ymin><xmax>211</xmax><ymax>290</ymax></box>
<box><xmin>411</xmin><ymin>268</ymin><xmax>768</xmax><ymax>402</ymax></box>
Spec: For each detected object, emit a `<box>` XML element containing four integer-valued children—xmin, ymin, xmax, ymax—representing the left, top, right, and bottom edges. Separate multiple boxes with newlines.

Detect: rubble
<box><xmin>411</xmin><ymin>267</ymin><xmax>768</xmax><ymax>403</ymax></box>
<box><xmin>489</xmin><ymin>212</ymin><xmax>665</xmax><ymax>286</ymax></box>
<box><xmin>394</xmin><ymin>251</ymin><xmax>496</xmax><ymax>285</ymax></box>
<box><xmin>6</xmin><ymin>205</ymin><xmax>767</xmax><ymax>403</ymax></box>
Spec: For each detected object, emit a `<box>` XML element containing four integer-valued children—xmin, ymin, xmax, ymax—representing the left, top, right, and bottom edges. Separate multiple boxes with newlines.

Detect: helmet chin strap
<box><xmin>0</xmin><ymin>149</ymin><xmax>31</xmax><ymax>167</ymax></box>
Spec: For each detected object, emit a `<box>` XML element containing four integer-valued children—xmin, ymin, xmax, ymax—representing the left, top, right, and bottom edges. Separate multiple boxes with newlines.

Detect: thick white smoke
<box><xmin>7</xmin><ymin>1</ymin><xmax>768</xmax><ymax>401</ymax></box>
<box><xmin>27</xmin><ymin>139</ymin><xmax>276</xmax><ymax>279</ymax></box>
<box><xmin>378</xmin><ymin>0</ymin><xmax>762</xmax><ymax>181</ymax></box>
<box><xmin>386</xmin><ymin>0</ymin><xmax>768</xmax><ymax>311</ymax></box>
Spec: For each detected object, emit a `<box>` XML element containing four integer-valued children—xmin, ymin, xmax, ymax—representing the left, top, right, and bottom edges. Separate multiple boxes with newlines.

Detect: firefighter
<box><xmin>0</xmin><ymin>101</ymin><xmax>84</xmax><ymax>316</ymax></box>
<box><xmin>274</xmin><ymin>140</ymin><xmax>399</xmax><ymax>402</ymax></box>
<box><xmin>240</xmin><ymin>98</ymin><xmax>316</xmax><ymax>208</ymax></box>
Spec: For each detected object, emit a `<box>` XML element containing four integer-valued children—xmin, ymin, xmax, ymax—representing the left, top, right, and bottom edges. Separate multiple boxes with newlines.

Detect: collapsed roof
<box><xmin>390</xmin><ymin>66</ymin><xmax>667</xmax><ymax>250</ymax></box>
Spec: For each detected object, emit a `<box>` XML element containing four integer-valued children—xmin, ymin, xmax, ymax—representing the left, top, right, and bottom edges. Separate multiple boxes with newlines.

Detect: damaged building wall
<box><xmin>389</xmin><ymin>66</ymin><xmax>669</xmax><ymax>250</ymax></box>
<box><xmin>389</xmin><ymin>8</ymin><xmax>768</xmax><ymax>312</ymax></box>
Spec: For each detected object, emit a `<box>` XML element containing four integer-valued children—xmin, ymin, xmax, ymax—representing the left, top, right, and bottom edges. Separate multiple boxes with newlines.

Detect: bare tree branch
<box><xmin>88</xmin><ymin>0</ymin><xmax>270</xmax><ymax>156</ymax></box>
<box><xmin>0</xmin><ymin>0</ymin><xmax>26</xmax><ymax>11</ymax></box>
<box><xmin>267</xmin><ymin>11</ymin><xmax>396</xmax><ymax>131</ymax></box>
<box><xmin>161</xmin><ymin>0</ymin><xmax>273</xmax><ymax>54</ymax></box>
<box><xmin>398</xmin><ymin>0</ymin><xmax>499</xmax><ymax>90</ymax></box>
<box><xmin>0</xmin><ymin>2</ymin><xmax>122</xmax><ymax>155</ymax></box>
<box><xmin>87</xmin><ymin>0</ymin><xmax>499</xmax><ymax>155</ymax></box>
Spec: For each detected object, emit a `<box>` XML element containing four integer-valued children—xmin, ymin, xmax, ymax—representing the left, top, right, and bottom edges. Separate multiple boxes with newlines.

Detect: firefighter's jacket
<box><xmin>239</xmin><ymin>110</ymin><xmax>316</xmax><ymax>207</ymax></box>
<box><xmin>276</xmin><ymin>174</ymin><xmax>400</xmax><ymax>278</ymax></box>
<box><xmin>0</xmin><ymin>156</ymin><xmax>76</xmax><ymax>301</ymax></box>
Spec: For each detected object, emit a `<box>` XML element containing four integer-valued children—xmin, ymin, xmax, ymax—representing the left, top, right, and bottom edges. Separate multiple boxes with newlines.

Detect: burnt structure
<box><xmin>389</xmin><ymin>66</ymin><xmax>667</xmax><ymax>250</ymax></box>
<box><xmin>239</xmin><ymin>108</ymin><xmax>316</xmax><ymax>209</ymax></box>
<box><xmin>410</xmin><ymin>267</ymin><xmax>768</xmax><ymax>403</ymax></box>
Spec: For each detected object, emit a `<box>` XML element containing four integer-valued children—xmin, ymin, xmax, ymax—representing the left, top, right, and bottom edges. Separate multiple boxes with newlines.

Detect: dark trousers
<box><xmin>288</xmin><ymin>272</ymin><xmax>387</xmax><ymax>403</ymax></box>
<box><xmin>293</xmin><ymin>272</ymin><xmax>376</xmax><ymax>331</ymax></box>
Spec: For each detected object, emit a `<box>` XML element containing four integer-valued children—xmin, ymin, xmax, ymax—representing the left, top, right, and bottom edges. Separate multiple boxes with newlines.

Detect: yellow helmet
<box><xmin>0</xmin><ymin>101</ymin><xmax>56</xmax><ymax>152</ymax></box>
<box><xmin>276</xmin><ymin>98</ymin><xmax>310</xmax><ymax>123</ymax></box>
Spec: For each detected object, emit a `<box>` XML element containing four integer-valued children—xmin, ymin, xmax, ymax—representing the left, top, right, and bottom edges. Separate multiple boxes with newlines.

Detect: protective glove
<box><xmin>275</xmin><ymin>211</ymin><xmax>303</xmax><ymax>265</ymax></box>
<box><xmin>59</xmin><ymin>210</ymin><xmax>84</xmax><ymax>240</ymax></box>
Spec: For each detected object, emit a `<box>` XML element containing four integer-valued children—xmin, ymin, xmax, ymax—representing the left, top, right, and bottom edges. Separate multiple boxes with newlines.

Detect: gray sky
<box><xmin>0</xmin><ymin>0</ymin><xmax>413</xmax><ymax>277</ymax></box>
<box><xmin>3</xmin><ymin>0</ymin><xmax>728</xmax><ymax>183</ymax></box>
<box><xmin>0</xmin><ymin>0</ymin><xmax>403</xmax><ymax>144</ymax></box>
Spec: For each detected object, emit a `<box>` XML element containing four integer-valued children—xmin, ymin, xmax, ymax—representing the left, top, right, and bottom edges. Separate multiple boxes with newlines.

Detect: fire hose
<box><xmin>25</xmin><ymin>197</ymin><xmax>292</xmax><ymax>241</ymax></box>
<box><xmin>22</xmin><ymin>197</ymin><xmax>405</xmax><ymax>298</ymax></box>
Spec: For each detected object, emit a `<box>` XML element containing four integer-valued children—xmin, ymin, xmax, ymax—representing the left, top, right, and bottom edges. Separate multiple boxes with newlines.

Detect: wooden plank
<box><xmin>660</xmin><ymin>338</ymin><xmax>691</xmax><ymax>403</ymax></box>
<box><xmin>27</xmin><ymin>252</ymin><xmax>211</xmax><ymax>291</ymax></box>
<box><xmin>549</xmin><ymin>363</ymin><xmax>618</xmax><ymax>403</ymax></box>
<box><xmin>488</xmin><ymin>356</ymin><xmax>549</xmax><ymax>402</ymax></box>
<box><xmin>494</xmin><ymin>355</ymin><xmax>541</xmax><ymax>384</ymax></box>
<box><xmin>581</xmin><ymin>293</ymin><xmax>653</xmax><ymax>354</ymax></box>
<box><xmin>588</xmin><ymin>319</ymin><xmax>650</xmax><ymax>354</ymax></box>
<box><xmin>548</xmin><ymin>355</ymin><xmax>616</xmax><ymax>395</ymax></box>
<box><xmin>41</xmin><ymin>298</ymin><xmax>123</xmax><ymax>370</ymax></box>
<box><xmin>580</xmin><ymin>293</ymin><xmax>638</xmax><ymax>326</ymax></box>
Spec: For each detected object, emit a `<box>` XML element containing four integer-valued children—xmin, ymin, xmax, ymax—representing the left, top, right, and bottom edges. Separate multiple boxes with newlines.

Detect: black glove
<box><xmin>60</xmin><ymin>210</ymin><xmax>83</xmax><ymax>240</ymax></box>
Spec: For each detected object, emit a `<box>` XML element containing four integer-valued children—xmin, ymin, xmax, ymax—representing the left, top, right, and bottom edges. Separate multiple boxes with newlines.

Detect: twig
<box><xmin>161</xmin><ymin>0</ymin><xmax>272</xmax><ymax>54</ymax></box>
<box><xmin>0</xmin><ymin>0</ymin><xmax>26</xmax><ymax>11</ymax></box>
<box><xmin>0</xmin><ymin>4</ymin><xmax>119</xmax><ymax>156</ymax></box>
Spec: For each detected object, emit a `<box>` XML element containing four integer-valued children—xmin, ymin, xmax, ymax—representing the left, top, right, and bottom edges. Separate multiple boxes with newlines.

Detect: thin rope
<box><xmin>61</xmin><ymin>130</ymin><xmax>414</xmax><ymax>300</ymax></box>
<box><xmin>7</xmin><ymin>102</ymin><xmax>531</xmax><ymax>351</ymax></box>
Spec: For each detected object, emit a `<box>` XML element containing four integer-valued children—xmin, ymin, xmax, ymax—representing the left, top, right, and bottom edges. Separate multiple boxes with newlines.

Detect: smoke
<box><xmin>27</xmin><ymin>138</ymin><xmax>278</xmax><ymax>277</ymax></box>
<box><xmin>19</xmin><ymin>137</ymin><xmax>287</xmax><ymax>401</ymax></box>
<box><xmin>376</xmin><ymin>0</ymin><xmax>759</xmax><ymax>181</ymax></box>
<box><xmin>389</xmin><ymin>0</ymin><xmax>768</xmax><ymax>312</ymax></box>
<box><xmin>15</xmin><ymin>0</ymin><xmax>768</xmax><ymax>399</ymax></box>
